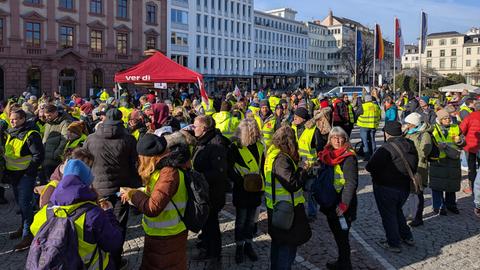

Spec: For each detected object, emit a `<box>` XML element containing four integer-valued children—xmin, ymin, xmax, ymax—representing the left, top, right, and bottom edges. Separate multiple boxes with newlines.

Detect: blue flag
<box><xmin>356</xmin><ymin>31</ymin><xmax>362</xmax><ymax>61</ymax></box>
<box><xmin>420</xmin><ymin>12</ymin><xmax>428</xmax><ymax>53</ymax></box>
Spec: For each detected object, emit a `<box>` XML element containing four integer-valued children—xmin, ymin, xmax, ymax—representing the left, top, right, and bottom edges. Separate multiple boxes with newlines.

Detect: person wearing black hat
<box><xmin>292</xmin><ymin>107</ymin><xmax>324</xmax><ymax>221</ymax></box>
<box><xmin>83</xmin><ymin>108</ymin><xmax>141</xmax><ymax>268</ymax></box>
<box><xmin>366</xmin><ymin>121</ymin><xmax>419</xmax><ymax>253</ymax></box>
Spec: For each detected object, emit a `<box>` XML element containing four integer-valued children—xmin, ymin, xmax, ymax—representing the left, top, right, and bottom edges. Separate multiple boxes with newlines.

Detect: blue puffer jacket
<box><xmin>385</xmin><ymin>105</ymin><xmax>398</xmax><ymax>122</ymax></box>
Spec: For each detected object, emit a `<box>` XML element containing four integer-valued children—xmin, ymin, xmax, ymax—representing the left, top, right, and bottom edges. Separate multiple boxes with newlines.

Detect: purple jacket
<box><xmin>50</xmin><ymin>175</ymin><xmax>124</xmax><ymax>269</ymax></box>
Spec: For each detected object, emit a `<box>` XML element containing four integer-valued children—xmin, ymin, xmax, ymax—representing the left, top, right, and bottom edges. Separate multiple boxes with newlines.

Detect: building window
<box><xmin>25</xmin><ymin>22</ymin><xmax>41</xmax><ymax>48</ymax></box>
<box><xmin>427</xmin><ymin>40</ymin><xmax>432</xmax><ymax>46</ymax></box>
<box><xmin>439</xmin><ymin>39</ymin><xmax>446</xmax><ymax>46</ymax></box>
<box><xmin>466</xmin><ymin>48</ymin><xmax>471</xmax><ymax>55</ymax></box>
<box><xmin>196</xmin><ymin>14</ymin><xmax>200</xmax><ymax>27</ymax></box>
<box><xmin>440</xmin><ymin>59</ymin><xmax>445</xmax><ymax>69</ymax></box>
<box><xmin>92</xmin><ymin>68</ymin><xmax>103</xmax><ymax>89</ymax></box>
<box><xmin>451</xmin><ymin>59</ymin><xmax>457</xmax><ymax>68</ymax></box>
<box><xmin>466</xmin><ymin>60</ymin><xmax>471</xmax><ymax>67</ymax></box>
<box><xmin>90</xmin><ymin>0</ymin><xmax>102</xmax><ymax>14</ymax></box>
<box><xmin>59</xmin><ymin>0</ymin><xmax>74</xmax><ymax>9</ymax></box>
<box><xmin>146</xmin><ymin>3</ymin><xmax>156</xmax><ymax>24</ymax></box>
<box><xmin>146</xmin><ymin>35</ymin><xmax>157</xmax><ymax>49</ymax></box>
<box><xmin>171</xmin><ymin>9</ymin><xmax>188</xmax><ymax>25</ymax></box>
<box><xmin>25</xmin><ymin>0</ymin><xmax>42</xmax><ymax>4</ymax></box>
<box><xmin>0</xmin><ymin>18</ymin><xmax>4</xmax><ymax>46</ymax></box>
<box><xmin>451</xmin><ymin>38</ymin><xmax>457</xmax><ymax>45</ymax></box>
<box><xmin>171</xmin><ymin>32</ymin><xmax>188</xmax><ymax>46</ymax></box>
<box><xmin>59</xmin><ymin>26</ymin><xmax>74</xmax><ymax>48</ymax></box>
<box><xmin>90</xmin><ymin>30</ymin><xmax>103</xmax><ymax>52</ymax></box>
<box><xmin>27</xmin><ymin>66</ymin><xmax>41</xmax><ymax>93</ymax></box>
<box><xmin>451</xmin><ymin>49</ymin><xmax>456</xmax><ymax>56</ymax></box>
<box><xmin>440</xmin><ymin>50</ymin><xmax>445</xmax><ymax>57</ymax></box>
<box><xmin>117</xmin><ymin>0</ymin><xmax>128</xmax><ymax>18</ymax></box>
<box><xmin>116</xmin><ymin>33</ymin><xmax>128</xmax><ymax>54</ymax></box>
<box><xmin>171</xmin><ymin>55</ymin><xmax>188</xmax><ymax>67</ymax></box>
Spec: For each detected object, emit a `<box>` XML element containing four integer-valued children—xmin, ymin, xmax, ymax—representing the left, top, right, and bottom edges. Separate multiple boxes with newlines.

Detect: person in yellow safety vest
<box><xmin>99</xmin><ymin>89</ymin><xmax>110</xmax><ymax>102</ymax></box>
<box><xmin>317</xmin><ymin>126</ymin><xmax>358</xmax><ymax>270</ymax></box>
<box><xmin>264</xmin><ymin>126</ymin><xmax>311</xmax><ymax>270</ymax></box>
<box><xmin>459</xmin><ymin>98</ymin><xmax>475</xmax><ymax>122</ymax></box>
<box><xmin>343</xmin><ymin>94</ymin><xmax>356</xmax><ymax>136</ymax></box>
<box><xmin>311</xmin><ymin>97</ymin><xmax>320</xmax><ymax>111</ymax></box>
<box><xmin>396</xmin><ymin>92</ymin><xmax>408</xmax><ymax>112</ymax></box>
<box><xmin>230</xmin><ymin>118</ymin><xmax>265</xmax><ymax>264</ymax></box>
<box><xmin>4</xmin><ymin>109</ymin><xmax>45</xmax><ymax>251</ymax></box>
<box><xmin>212</xmin><ymin>101</ymin><xmax>240</xmax><ymax>139</ymax></box>
<box><xmin>127</xmin><ymin>109</ymin><xmax>148</xmax><ymax>141</ymax></box>
<box><xmin>30</xmin><ymin>159</ymin><xmax>123</xmax><ymax>270</ymax></box>
<box><xmin>262</xmin><ymin>104</ymin><xmax>284</xmax><ymax>148</ymax></box>
<box><xmin>65</xmin><ymin>121</ymin><xmax>88</xmax><ymax>153</ymax></box>
<box><xmin>248</xmin><ymin>102</ymin><xmax>261</xmax><ymax>117</ymax></box>
<box><xmin>120</xmin><ymin>133</ymin><xmax>189</xmax><ymax>269</ymax></box>
<box><xmin>202</xmin><ymin>97</ymin><xmax>216</xmax><ymax>116</ymax></box>
<box><xmin>268</xmin><ymin>92</ymin><xmax>281</xmax><ymax>113</ymax></box>
<box><xmin>429</xmin><ymin>109</ymin><xmax>465</xmax><ymax>215</ymax></box>
<box><xmin>355</xmin><ymin>94</ymin><xmax>381</xmax><ymax>160</ymax></box>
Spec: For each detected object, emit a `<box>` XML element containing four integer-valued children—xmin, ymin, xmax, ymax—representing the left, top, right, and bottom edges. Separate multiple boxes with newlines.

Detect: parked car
<box><xmin>324</xmin><ymin>86</ymin><xmax>370</xmax><ymax>98</ymax></box>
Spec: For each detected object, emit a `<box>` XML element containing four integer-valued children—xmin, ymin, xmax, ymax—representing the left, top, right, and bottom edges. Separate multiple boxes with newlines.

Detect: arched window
<box><xmin>27</xmin><ymin>66</ymin><xmax>41</xmax><ymax>97</ymax></box>
<box><xmin>92</xmin><ymin>68</ymin><xmax>103</xmax><ymax>90</ymax></box>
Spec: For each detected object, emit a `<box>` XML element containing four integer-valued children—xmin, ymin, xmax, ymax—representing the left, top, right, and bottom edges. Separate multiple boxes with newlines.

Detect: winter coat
<box><xmin>404</xmin><ymin>123</ymin><xmax>433</xmax><ymax>187</ymax></box>
<box><xmin>366</xmin><ymin>136</ymin><xmax>418</xmax><ymax>192</ymax></box>
<box><xmin>415</xmin><ymin>107</ymin><xmax>437</xmax><ymax>125</ymax></box>
<box><xmin>460</xmin><ymin>111</ymin><xmax>480</xmax><ymax>154</ymax></box>
<box><xmin>384</xmin><ymin>105</ymin><xmax>398</xmax><ymax>122</ymax></box>
<box><xmin>83</xmin><ymin>123</ymin><xmax>140</xmax><ymax>197</ymax></box>
<box><xmin>30</xmin><ymin>175</ymin><xmax>124</xmax><ymax>270</ymax></box>
<box><xmin>192</xmin><ymin>129</ymin><xmax>229</xmax><ymax>211</ymax></box>
<box><xmin>42</xmin><ymin>112</ymin><xmax>73</xmax><ymax>167</ymax></box>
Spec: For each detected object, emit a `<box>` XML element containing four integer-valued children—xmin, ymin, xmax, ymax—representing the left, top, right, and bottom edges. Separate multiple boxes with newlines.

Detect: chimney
<box><xmin>328</xmin><ymin>9</ymin><xmax>333</xmax><ymax>26</ymax></box>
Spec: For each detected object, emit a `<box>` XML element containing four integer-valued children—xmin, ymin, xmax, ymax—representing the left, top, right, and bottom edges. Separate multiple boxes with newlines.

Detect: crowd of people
<box><xmin>0</xmin><ymin>85</ymin><xmax>478</xmax><ymax>270</ymax></box>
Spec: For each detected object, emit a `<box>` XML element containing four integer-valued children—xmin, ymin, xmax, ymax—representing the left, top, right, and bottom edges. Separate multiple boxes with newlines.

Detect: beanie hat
<box><xmin>67</xmin><ymin>121</ymin><xmax>86</xmax><ymax>135</ymax></box>
<box><xmin>436</xmin><ymin>109</ymin><xmax>450</xmax><ymax>120</ymax></box>
<box><xmin>259</xmin><ymin>99</ymin><xmax>269</xmax><ymax>108</ymax></box>
<box><xmin>420</xmin><ymin>96</ymin><xmax>430</xmax><ymax>105</ymax></box>
<box><xmin>383</xmin><ymin>121</ymin><xmax>403</xmax><ymax>136</ymax></box>
<box><xmin>294</xmin><ymin>107</ymin><xmax>310</xmax><ymax>121</ymax></box>
<box><xmin>137</xmin><ymin>133</ymin><xmax>167</xmax><ymax>156</ymax></box>
<box><xmin>104</xmin><ymin>108</ymin><xmax>123</xmax><ymax>125</ymax></box>
<box><xmin>364</xmin><ymin>95</ymin><xmax>372</xmax><ymax>102</ymax></box>
<box><xmin>63</xmin><ymin>159</ymin><xmax>94</xmax><ymax>186</ymax></box>
<box><xmin>75</xmin><ymin>97</ymin><xmax>84</xmax><ymax>106</ymax></box>
<box><xmin>404</xmin><ymin>112</ymin><xmax>422</xmax><ymax>127</ymax></box>
<box><xmin>80</xmin><ymin>102</ymin><xmax>94</xmax><ymax>115</ymax></box>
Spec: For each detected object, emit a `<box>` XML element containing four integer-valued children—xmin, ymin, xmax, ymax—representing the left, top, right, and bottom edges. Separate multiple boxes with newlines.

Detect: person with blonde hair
<box><xmin>230</xmin><ymin>118</ymin><xmax>264</xmax><ymax>264</ymax></box>
<box><xmin>265</xmin><ymin>126</ymin><xmax>311</xmax><ymax>270</ymax></box>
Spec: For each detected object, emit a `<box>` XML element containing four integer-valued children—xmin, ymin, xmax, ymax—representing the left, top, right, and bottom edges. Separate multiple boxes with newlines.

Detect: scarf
<box><xmin>318</xmin><ymin>145</ymin><xmax>355</xmax><ymax>166</ymax></box>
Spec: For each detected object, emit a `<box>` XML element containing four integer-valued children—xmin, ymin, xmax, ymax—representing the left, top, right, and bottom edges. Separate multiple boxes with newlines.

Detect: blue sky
<box><xmin>255</xmin><ymin>0</ymin><xmax>480</xmax><ymax>44</ymax></box>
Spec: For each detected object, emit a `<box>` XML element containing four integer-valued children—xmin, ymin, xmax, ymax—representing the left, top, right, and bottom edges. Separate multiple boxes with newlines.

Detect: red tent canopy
<box><xmin>114</xmin><ymin>52</ymin><xmax>202</xmax><ymax>83</ymax></box>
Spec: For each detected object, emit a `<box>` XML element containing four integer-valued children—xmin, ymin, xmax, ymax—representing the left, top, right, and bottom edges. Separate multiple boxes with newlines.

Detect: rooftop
<box><xmin>427</xmin><ymin>31</ymin><xmax>464</xmax><ymax>38</ymax></box>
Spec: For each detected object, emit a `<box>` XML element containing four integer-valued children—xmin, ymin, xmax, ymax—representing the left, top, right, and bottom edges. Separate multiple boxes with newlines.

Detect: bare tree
<box><xmin>340</xmin><ymin>32</ymin><xmax>375</xmax><ymax>85</ymax></box>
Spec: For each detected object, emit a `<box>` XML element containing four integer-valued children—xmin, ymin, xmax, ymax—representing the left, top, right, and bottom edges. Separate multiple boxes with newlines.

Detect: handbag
<box><xmin>389</xmin><ymin>143</ymin><xmax>422</xmax><ymax>194</ymax></box>
<box><xmin>271</xmin><ymin>176</ymin><xmax>295</xmax><ymax>231</ymax></box>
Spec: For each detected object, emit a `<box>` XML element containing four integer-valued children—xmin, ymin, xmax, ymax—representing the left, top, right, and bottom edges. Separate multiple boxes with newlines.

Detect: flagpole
<box><xmin>418</xmin><ymin>11</ymin><xmax>422</xmax><ymax>97</ymax></box>
<box><xmin>373</xmin><ymin>25</ymin><xmax>376</xmax><ymax>88</ymax></box>
<box><xmin>355</xmin><ymin>27</ymin><xmax>358</xmax><ymax>87</ymax></box>
<box><xmin>393</xmin><ymin>17</ymin><xmax>396</xmax><ymax>97</ymax></box>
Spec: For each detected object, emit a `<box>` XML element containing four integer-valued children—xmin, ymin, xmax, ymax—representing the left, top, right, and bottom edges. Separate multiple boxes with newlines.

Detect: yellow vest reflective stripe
<box><xmin>312</xmin><ymin>98</ymin><xmax>320</xmax><ymax>110</ymax></box>
<box><xmin>347</xmin><ymin>104</ymin><xmax>355</xmax><ymax>124</ymax></box>
<box><xmin>234</xmin><ymin>142</ymin><xmax>264</xmax><ymax>176</ymax></box>
<box><xmin>212</xmin><ymin>111</ymin><xmax>239</xmax><ymax>139</ymax></box>
<box><xmin>5</xmin><ymin>130</ymin><xmax>39</xmax><ymax>171</ymax></box>
<box><xmin>131</xmin><ymin>129</ymin><xmax>141</xmax><ymax>140</ymax></box>
<box><xmin>333</xmin><ymin>164</ymin><xmax>346</xmax><ymax>193</ymax></box>
<box><xmin>292</xmin><ymin>124</ymin><xmax>317</xmax><ymax>166</ymax></box>
<box><xmin>268</xmin><ymin>96</ymin><xmax>281</xmax><ymax>112</ymax></box>
<box><xmin>30</xmin><ymin>201</ymin><xmax>110</xmax><ymax>269</ymax></box>
<box><xmin>264</xmin><ymin>145</ymin><xmax>305</xmax><ymax>209</ymax></box>
<box><xmin>432</xmin><ymin>124</ymin><xmax>460</xmax><ymax>159</ymax></box>
<box><xmin>357</xmin><ymin>102</ymin><xmax>381</xmax><ymax>129</ymax></box>
<box><xmin>261</xmin><ymin>116</ymin><xmax>276</xmax><ymax>147</ymax></box>
<box><xmin>66</xmin><ymin>134</ymin><xmax>87</xmax><ymax>150</ymax></box>
<box><xmin>142</xmin><ymin>169</ymin><xmax>187</xmax><ymax>236</ymax></box>
<box><xmin>202</xmin><ymin>98</ymin><xmax>216</xmax><ymax>116</ymax></box>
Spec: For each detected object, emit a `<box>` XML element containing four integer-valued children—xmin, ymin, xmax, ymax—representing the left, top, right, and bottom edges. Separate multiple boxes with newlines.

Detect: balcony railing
<box><xmin>89</xmin><ymin>52</ymin><xmax>104</xmax><ymax>59</ymax></box>
<box><xmin>24</xmin><ymin>47</ymin><xmax>45</xmax><ymax>55</ymax></box>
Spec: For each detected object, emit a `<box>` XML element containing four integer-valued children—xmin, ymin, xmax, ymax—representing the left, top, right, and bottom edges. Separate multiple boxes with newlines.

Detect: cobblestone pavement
<box><xmin>0</xmin><ymin>129</ymin><xmax>479</xmax><ymax>269</ymax></box>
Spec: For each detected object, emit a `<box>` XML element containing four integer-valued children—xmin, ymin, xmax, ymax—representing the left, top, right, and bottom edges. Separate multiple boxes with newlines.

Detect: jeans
<box><xmin>202</xmin><ymin>209</ymin><xmax>222</xmax><ymax>258</ymax></box>
<box><xmin>326</xmin><ymin>214</ymin><xmax>352</xmax><ymax>268</ymax></box>
<box><xmin>107</xmin><ymin>195</ymin><xmax>130</xmax><ymax>267</ymax></box>
<box><xmin>467</xmin><ymin>152</ymin><xmax>479</xmax><ymax>188</ymax></box>
<box><xmin>431</xmin><ymin>190</ymin><xmax>456</xmax><ymax>209</ymax></box>
<box><xmin>12</xmin><ymin>175</ymin><xmax>35</xmax><ymax>237</ymax></box>
<box><xmin>373</xmin><ymin>185</ymin><xmax>412</xmax><ymax>247</ymax></box>
<box><xmin>270</xmin><ymin>240</ymin><xmax>297</xmax><ymax>270</ymax></box>
<box><xmin>359</xmin><ymin>128</ymin><xmax>376</xmax><ymax>158</ymax></box>
<box><xmin>304</xmin><ymin>178</ymin><xmax>317</xmax><ymax>218</ymax></box>
<box><xmin>235</xmin><ymin>207</ymin><xmax>256</xmax><ymax>243</ymax></box>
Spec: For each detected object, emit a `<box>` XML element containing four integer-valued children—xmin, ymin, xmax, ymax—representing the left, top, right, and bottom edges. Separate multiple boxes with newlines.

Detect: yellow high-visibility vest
<box><xmin>4</xmin><ymin>130</ymin><xmax>39</xmax><ymax>171</ymax></box>
<box><xmin>357</xmin><ymin>102</ymin><xmax>381</xmax><ymax>129</ymax></box>
<box><xmin>432</xmin><ymin>124</ymin><xmax>460</xmax><ymax>159</ymax></box>
<box><xmin>292</xmin><ymin>124</ymin><xmax>317</xmax><ymax>166</ymax></box>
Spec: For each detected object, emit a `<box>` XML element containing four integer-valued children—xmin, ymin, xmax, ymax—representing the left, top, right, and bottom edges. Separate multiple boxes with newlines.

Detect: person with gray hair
<box><xmin>230</xmin><ymin>118</ymin><xmax>265</xmax><ymax>264</ymax></box>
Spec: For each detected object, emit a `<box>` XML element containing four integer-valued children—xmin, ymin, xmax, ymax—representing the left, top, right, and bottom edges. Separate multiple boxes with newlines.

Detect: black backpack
<box><xmin>26</xmin><ymin>203</ymin><xmax>100</xmax><ymax>270</ymax></box>
<box><xmin>171</xmin><ymin>169</ymin><xmax>210</xmax><ymax>233</ymax></box>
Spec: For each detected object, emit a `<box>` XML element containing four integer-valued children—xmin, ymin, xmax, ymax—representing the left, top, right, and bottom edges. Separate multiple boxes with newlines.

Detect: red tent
<box><xmin>114</xmin><ymin>52</ymin><xmax>202</xmax><ymax>83</ymax></box>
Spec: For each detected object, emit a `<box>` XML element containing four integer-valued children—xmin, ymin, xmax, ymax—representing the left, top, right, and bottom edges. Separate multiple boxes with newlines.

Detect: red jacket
<box><xmin>460</xmin><ymin>111</ymin><xmax>480</xmax><ymax>154</ymax></box>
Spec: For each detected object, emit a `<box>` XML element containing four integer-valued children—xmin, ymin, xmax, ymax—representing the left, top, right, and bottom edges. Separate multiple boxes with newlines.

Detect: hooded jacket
<box><xmin>43</xmin><ymin>112</ymin><xmax>73</xmax><ymax>166</ymax></box>
<box><xmin>30</xmin><ymin>175</ymin><xmax>123</xmax><ymax>270</ymax></box>
<box><xmin>83</xmin><ymin>123</ymin><xmax>140</xmax><ymax>197</ymax></box>
<box><xmin>460</xmin><ymin>111</ymin><xmax>480</xmax><ymax>154</ymax></box>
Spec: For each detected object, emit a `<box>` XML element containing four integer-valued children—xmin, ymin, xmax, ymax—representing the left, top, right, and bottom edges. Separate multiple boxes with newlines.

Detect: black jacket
<box><xmin>83</xmin><ymin>122</ymin><xmax>140</xmax><ymax>197</ymax></box>
<box><xmin>5</xmin><ymin>121</ymin><xmax>45</xmax><ymax>179</ymax></box>
<box><xmin>192</xmin><ymin>129</ymin><xmax>229</xmax><ymax>210</ymax></box>
<box><xmin>366</xmin><ymin>136</ymin><xmax>418</xmax><ymax>191</ymax></box>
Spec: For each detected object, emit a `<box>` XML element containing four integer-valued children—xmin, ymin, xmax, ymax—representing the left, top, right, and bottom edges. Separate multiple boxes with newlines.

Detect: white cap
<box><xmin>405</xmin><ymin>112</ymin><xmax>422</xmax><ymax>126</ymax></box>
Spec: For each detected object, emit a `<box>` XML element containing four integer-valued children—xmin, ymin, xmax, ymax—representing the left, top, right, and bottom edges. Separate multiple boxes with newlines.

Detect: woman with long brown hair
<box><xmin>264</xmin><ymin>126</ymin><xmax>311</xmax><ymax>270</ymax></box>
<box><xmin>120</xmin><ymin>133</ymin><xmax>190</xmax><ymax>270</ymax></box>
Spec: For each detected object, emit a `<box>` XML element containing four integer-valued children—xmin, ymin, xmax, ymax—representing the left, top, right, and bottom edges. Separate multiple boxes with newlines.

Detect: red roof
<box><xmin>114</xmin><ymin>52</ymin><xmax>203</xmax><ymax>83</ymax></box>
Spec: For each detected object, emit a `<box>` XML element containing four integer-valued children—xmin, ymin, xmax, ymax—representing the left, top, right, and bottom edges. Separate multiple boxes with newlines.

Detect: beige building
<box><xmin>463</xmin><ymin>34</ymin><xmax>480</xmax><ymax>85</ymax></box>
<box><xmin>402</xmin><ymin>44</ymin><xmax>419</xmax><ymax>69</ymax></box>
<box><xmin>0</xmin><ymin>0</ymin><xmax>167</xmax><ymax>99</ymax></box>
<box><xmin>423</xmin><ymin>31</ymin><xmax>464</xmax><ymax>76</ymax></box>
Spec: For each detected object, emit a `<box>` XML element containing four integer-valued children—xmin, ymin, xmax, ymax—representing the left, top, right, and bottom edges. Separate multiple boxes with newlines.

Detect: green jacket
<box><xmin>405</xmin><ymin>123</ymin><xmax>432</xmax><ymax>187</ymax></box>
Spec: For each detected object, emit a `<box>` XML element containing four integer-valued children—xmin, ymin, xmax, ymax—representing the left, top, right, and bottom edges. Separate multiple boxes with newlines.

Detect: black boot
<box><xmin>244</xmin><ymin>242</ymin><xmax>258</xmax><ymax>262</ymax></box>
<box><xmin>235</xmin><ymin>243</ymin><xmax>244</xmax><ymax>264</ymax></box>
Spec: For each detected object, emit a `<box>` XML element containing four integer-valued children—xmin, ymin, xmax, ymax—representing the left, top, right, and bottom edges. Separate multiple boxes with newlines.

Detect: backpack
<box><xmin>26</xmin><ymin>203</ymin><xmax>99</xmax><ymax>270</ymax></box>
<box><xmin>171</xmin><ymin>169</ymin><xmax>210</xmax><ymax>233</ymax></box>
<box><xmin>421</xmin><ymin>131</ymin><xmax>440</xmax><ymax>161</ymax></box>
<box><xmin>311</xmin><ymin>165</ymin><xmax>340</xmax><ymax>211</ymax></box>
